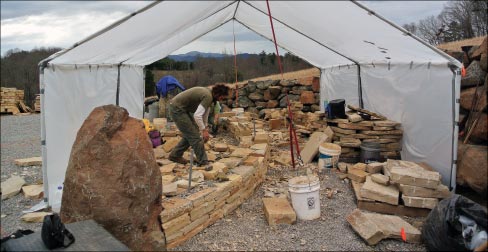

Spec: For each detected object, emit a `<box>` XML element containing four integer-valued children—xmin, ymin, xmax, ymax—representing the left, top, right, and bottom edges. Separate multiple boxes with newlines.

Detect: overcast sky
<box><xmin>0</xmin><ymin>1</ymin><xmax>447</xmax><ymax>57</ymax></box>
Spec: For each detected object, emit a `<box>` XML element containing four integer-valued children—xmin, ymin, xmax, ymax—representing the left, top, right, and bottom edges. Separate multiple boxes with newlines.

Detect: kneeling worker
<box><xmin>168</xmin><ymin>84</ymin><xmax>229</xmax><ymax>166</ymax></box>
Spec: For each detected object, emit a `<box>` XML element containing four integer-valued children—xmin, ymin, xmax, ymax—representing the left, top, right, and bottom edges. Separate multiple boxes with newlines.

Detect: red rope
<box><xmin>265</xmin><ymin>0</ymin><xmax>302</xmax><ymax>169</ymax></box>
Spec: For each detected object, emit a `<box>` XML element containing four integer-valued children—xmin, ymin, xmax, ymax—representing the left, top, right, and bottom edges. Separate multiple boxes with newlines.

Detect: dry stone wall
<box><xmin>223</xmin><ymin>76</ymin><xmax>321</xmax><ymax>115</ymax></box>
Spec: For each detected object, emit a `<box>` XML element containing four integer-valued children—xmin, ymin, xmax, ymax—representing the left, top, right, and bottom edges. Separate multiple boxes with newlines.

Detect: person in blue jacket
<box><xmin>156</xmin><ymin>75</ymin><xmax>185</xmax><ymax>118</ymax></box>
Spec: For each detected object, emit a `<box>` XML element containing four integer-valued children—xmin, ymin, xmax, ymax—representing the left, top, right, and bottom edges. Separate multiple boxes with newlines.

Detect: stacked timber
<box><xmin>326</xmin><ymin>106</ymin><xmax>403</xmax><ymax>162</ymax></box>
<box><xmin>34</xmin><ymin>94</ymin><xmax>41</xmax><ymax>112</ymax></box>
<box><xmin>0</xmin><ymin>87</ymin><xmax>23</xmax><ymax>114</ymax></box>
<box><xmin>345</xmin><ymin>159</ymin><xmax>451</xmax><ymax>217</ymax></box>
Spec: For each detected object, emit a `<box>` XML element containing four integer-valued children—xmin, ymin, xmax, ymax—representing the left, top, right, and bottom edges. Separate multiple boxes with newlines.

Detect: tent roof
<box><xmin>47</xmin><ymin>1</ymin><xmax>461</xmax><ymax>68</ymax></box>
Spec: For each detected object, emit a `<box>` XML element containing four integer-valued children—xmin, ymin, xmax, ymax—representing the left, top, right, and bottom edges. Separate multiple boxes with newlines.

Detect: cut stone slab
<box><xmin>230</xmin><ymin>148</ymin><xmax>254</xmax><ymax>158</ymax></box>
<box><xmin>360</xmin><ymin>176</ymin><xmax>399</xmax><ymax>205</ymax></box>
<box><xmin>390</xmin><ymin>166</ymin><xmax>441</xmax><ymax>189</ymax></box>
<box><xmin>1</xmin><ymin>176</ymin><xmax>26</xmax><ymax>200</ymax></box>
<box><xmin>160</xmin><ymin>163</ymin><xmax>177</xmax><ymax>175</ymax></box>
<box><xmin>154</xmin><ymin>148</ymin><xmax>168</xmax><ymax>159</ymax></box>
<box><xmin>262</xmin><ymin>198</ymin><xmax>296</xmax><ymax>226</ymax></box>
<box><xmin>214</xmin><ymin>143</ymin><xmax>228</xmax><ymax>152</ymax></box>
<box><xmin>182</xmin><ymin>171</ymin><xmax>204</xmax><ymax>183</ymax></box>
<box><xmin>162</xmin><ymin>182</ymin><xmax>178</xmax><ymax>196</ymax></box>
<box><xmin>14</xmin><ymin>157</ymin><xmax>42</xmax><ymax>166</ymax></box>
<box><xmin>384</xmin><ymin>159</ymin><xmax>420</xmax><ymax>177</ymax></box>
<box><xmin>366</xmin><ymin>162</ymin><xmax>384</xmax><ymax>174</ymax></box>
<box><xmin>370</xmin><ymin>174</ymin><xmax>389</xmax><ymax>186</ymax></box>
<box><xmin>346</xmin><ymin>209</ymin><xmax>421</xmax><ymax>245</ymax></box>
<box><xmin>21</xmin><ymin>184</ymin><xmax>44</xmax><ymax>199</ymax></box>
<box><xmin>21</xmin><ymin>212</ymin><xmax>52</xmax><ymax>223</ymax></box>
<box><xmin>399</xmin><ymin>184</ymin><xmax>451</xmax><ymax>199</ymax></box>
<box><xmin>218</xmin><ymin>158</ymin><xmax>242</xmax><ymax>169</ymax></box>
<box><xmin>347</xmin><ymin>169</ymin><xmax>369</xmax><ymax>183</ymax></box>
<box><xmin>253</xmin><ymin>133</ymin><xmax>269</xmax><ymax>144</ymax></box>
<box><xmin>351</xmin><ymin>163</ymin><xmax>367</xmax><ymax>171</ymax></box>
<box><xmin>162</xmin><ymin>175</ymin><xmax>176</xmax><ymax>185</ymax></box>
<box><xmin>301</xmin><ymin>132</ymin><xmax>329</xmax><ymax>164</ymax></box>
<box><xmin>402</xmin><ymin>195</ymin><xmax>439</xmax><ymax>209</ymax></box>
<box><xmin>274</xmin><ymin>154</ymin><xmax>292</xmax><ymax>166</ymax></box>
<box><xmin>162</xmin><ymin>137</ymin><xmax>181</xmax><ymax>153</ymax></box>
<box><xmin>176</xmin><ymin>179</ymin><xmax>198</xmax><ymax>189</ymax></box>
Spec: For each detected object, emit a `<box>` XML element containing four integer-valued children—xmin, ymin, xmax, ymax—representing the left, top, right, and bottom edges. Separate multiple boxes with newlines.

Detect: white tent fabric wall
<box><xmin>40</xmin><ymin>1</ymin><xmax>462</xmax><ymax>208</ymax></box>
<box><xmin>42</xmin><ymin>65</ymin><xmax>144</xmax><ymax>206</ymax></box>
<box><xmin>321</xmin><ymin>63</ymin><xmax>459</xmax><ymax>186</ymax></box>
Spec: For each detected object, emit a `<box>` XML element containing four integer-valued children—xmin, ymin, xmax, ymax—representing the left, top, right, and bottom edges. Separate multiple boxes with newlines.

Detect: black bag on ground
<box><xmin>41</xmin><ymin>213</ymin><xmax>75</xmax><ymax>249</ymax></box>
<box><xmin>422</xmin><ymin>194</ymin><xmax>487</xmax><ymax>251</ymax></box>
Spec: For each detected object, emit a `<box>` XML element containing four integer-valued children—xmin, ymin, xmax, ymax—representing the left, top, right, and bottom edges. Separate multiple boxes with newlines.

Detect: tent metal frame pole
<box><xmin>448</xmin><ymin>63</ymin><xmax>461</xmax><ymax>191</ymax></box>
<box><xmin>39</xmin><ymin>66</ymin><xmax>49</xmax><ymax>205</ymax></box>
<box><xmin>242</xmin><ymin>1</ymin><xmax>365</xmax><ymax>108</ymax></box>
<box><xmin>357</xmin><ymin>65</ymin><xmax>364</xmax><ymax>108</ymax></box>
<box><xmin>351</xmin><ymin>0</ymin><xmax>461</xmax><ymax>68</ymax></box>
<box><xmin>116</xmin><ymin>64</ymin><xmax>121</xmax><ymax>105</ymax></box>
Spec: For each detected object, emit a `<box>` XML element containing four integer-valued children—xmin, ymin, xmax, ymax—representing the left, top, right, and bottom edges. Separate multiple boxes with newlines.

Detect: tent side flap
<box><xmin>42</xmin><ymin>64</ymin><xmax>144</xmax><ymax>206</ymax></box>
<box><xmin>321</xmin><ymin>63</ymin><xmax>458</xmax><ymax>187</ymax></box>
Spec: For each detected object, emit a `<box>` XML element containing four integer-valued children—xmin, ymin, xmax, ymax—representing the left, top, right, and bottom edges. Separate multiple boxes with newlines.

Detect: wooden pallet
<box><xmin>351</xmin><ymin>180</ymin><xmax>431</xmax><ymax>217</ymax></box>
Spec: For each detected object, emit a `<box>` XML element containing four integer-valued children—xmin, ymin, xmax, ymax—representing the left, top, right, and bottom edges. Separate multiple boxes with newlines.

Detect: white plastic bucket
<box><xmin>318</xmin><ymin>142</ymin><xmax>341</xmax><ymax>173</ymax></box>
<box><xmin>288</xmin><ymin>175</ymin><xmax>321</xmax><ymax>220</ymax></box>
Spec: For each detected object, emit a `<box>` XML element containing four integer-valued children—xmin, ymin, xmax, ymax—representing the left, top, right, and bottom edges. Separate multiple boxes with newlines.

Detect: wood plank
<box><xmin>347</xmin><ymin>105</ymin><xmax>387</xmax><ymax>120</ymax></box>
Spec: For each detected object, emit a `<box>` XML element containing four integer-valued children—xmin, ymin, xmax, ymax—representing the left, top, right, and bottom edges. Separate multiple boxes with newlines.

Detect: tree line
<box><xmin>145</xmin><ymin>51</ymin><xmax>312</xmax><ymax>96</ymax></box>
<box><xmin>402</xmin><ymin>1</ymin><xmax>487</xmax><ymax>45</ymax></box>
<box><xmin>1</xmin><ymin>47</ymin><xmax>62</xmax><ymax>107</ymax></box>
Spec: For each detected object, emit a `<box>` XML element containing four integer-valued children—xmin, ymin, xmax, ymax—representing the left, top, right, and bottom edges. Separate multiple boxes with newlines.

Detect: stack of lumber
<box><xmin>34</xmin><ymin>94</ymin><xmax>41</xmax><ymax>112</ymax></box>
<box><xmin>0</xmin><ymin>87</ymin><xmax>23</xmax><ymax>114</ymax></box>
<box><xmin>346</xmin><ymin>159</ymin><xmax>451</xmax><ymax>217</ymax></box>
<box><xmin>327</xmin><ymin>105</ymin><xmax>402</xmax><ymax>161</ymax></box>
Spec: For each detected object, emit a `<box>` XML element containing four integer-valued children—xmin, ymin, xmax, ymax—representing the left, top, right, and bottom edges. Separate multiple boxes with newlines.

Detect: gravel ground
<box><xmin>171</xmin><ymin>165</ymin><xmax>427</xmax><ymax>251</ymax></box>
<box><xmin>1</xmin><ymin>114</ymin><xmax>43</xmax><ymax>236</ymax></box>
<box><xmin>0</xmin><ymin>113</ymin><xmax>427</xmax><ymax>250</ymax></box>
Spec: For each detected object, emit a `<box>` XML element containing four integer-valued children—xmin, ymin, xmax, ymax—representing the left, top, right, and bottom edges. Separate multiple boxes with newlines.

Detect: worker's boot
<box><xmin>169</xmin><ymin>156</ymin><xmax>188</xmax><ymax>165</ymax></box>
<box><xmin>196</xmin><ymin>160</ymin><xmax>212</xmax><ymax>171</ymax></box>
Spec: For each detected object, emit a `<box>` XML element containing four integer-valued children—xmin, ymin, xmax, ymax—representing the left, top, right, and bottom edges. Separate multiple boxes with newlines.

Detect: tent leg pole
<box><xmin>357</xmin><ymin>64</ymin><xmax>364</xmax><ymax>108</ymax></box>
<box><xmin>449</xmin><ymin>65</ymin><xmax>461</xmax><ymax>192</ymax></box>
<box><xmin>40</xmin><ymin>67</ymin><xmax>50</xmax><ymax>205</ymax></box>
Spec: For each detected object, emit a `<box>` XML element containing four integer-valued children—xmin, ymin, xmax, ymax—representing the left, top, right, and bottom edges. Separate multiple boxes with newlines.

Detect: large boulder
<box><xmin>60</xmin><ymin>105</ymin><xmax>165</xmax><ymax>251</ymax></box>
<box><xmin>457</xmin><ymin>143</ymin><xmax>488</xmax><ymax>195</ymax></box>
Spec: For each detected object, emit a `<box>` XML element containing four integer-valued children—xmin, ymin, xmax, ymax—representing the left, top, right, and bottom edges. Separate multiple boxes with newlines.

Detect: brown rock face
<box><xmin>60</xmin><ymin>105</ymin><xmax>165</xmax><ymax>251</ymax></box>
<box><xmin>457</xmin><ymin>143</ymin><xmax>488</xmax><ymax>195</ymax></box>
<box><xmin>460</xmin><ymin>87</ymin><xmax>487</xmax><ymax>112</ymax></box>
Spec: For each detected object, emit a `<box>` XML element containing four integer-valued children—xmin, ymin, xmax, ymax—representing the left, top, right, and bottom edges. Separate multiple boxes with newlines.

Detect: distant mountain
<box><xmin>168</xmin><ymin>51</ymin><xmax>254</xmax><ymax>62</ymax></box>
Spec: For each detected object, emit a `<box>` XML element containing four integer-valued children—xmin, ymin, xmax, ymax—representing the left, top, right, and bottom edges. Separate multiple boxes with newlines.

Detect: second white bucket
<box><xmin>288</xmin><ymin>175</ymin><xmax>320</xmax><ymax>220</ymax></box>
<box><xmin>318</xmin><ymin>142</ymin><xmax>341</xmax><ymax>173</ymax></box>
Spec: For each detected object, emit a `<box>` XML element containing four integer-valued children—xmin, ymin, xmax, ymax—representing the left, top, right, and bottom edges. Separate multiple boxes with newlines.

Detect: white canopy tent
<box><xmin>40</xmin><ymin>1</ymin><xmax>461</xmax><ymax>207</ymax></box>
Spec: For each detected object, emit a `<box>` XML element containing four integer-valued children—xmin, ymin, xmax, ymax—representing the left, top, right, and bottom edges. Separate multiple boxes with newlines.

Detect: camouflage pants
<box><xmin>168</xmin><ymin>104</ymin><xmax>208</xmax><ymax>163</ymax></box>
